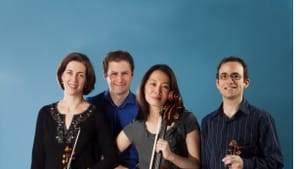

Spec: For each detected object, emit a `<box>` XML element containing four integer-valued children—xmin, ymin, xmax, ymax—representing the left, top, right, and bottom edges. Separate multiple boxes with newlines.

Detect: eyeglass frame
<box><xmin>217</xmin><ymin>72</ymin><xmax>243</xmax><ymax>81</ymax></box>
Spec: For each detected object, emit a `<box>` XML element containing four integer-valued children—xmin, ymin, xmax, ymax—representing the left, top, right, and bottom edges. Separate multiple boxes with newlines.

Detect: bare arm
<box><xmin>116</xmin><ymin>130</ymin><xmax>132</xmax><ymax>153</ymax></box>
<box><xmin>114</xmin><ymin>130</ymin><xmax>132</xmax><ymax>169</ymax></box>
<box><xmin>157</xmin><ymin>129</ymin><xmax>200</xmax><ymax>169</ymax></box>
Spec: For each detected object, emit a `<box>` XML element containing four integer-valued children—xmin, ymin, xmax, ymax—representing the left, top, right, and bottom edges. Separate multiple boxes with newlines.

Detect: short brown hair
<box><xmin>102</xmin><ymin>50</ymin><xmax>134</xmax><ymax>74</ymax></box>
<box><xmin>216</xmin><ymin>56</ymin><xmax>249</xmax><ymax>81</ymax></box>
<box><xmin>57</xmin><ymin>52</ymin><xmax>96</xmax><ymax>95</ymax></box>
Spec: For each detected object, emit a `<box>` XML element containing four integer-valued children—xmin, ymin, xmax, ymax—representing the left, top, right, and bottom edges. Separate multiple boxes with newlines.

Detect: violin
<box><xmin>149</xmin><ymin>91</ymin><xmax>183</xmax><ymax>169</ymax></box>
<box><xmin>225</xmin><ymin>139</ymin><xmax>242</xmax><ymax>168</ymax></box>
<box><xmin>226</xmin><ymin>139</ymin><xmax>242</xmax><ymax>156</ymax></box>
<box><xmin>61</xmin><ymin>128</ymin><xmax>81</xmax><ymax>169</ymax></box>
<box><xmin>62</xmin><ymin>145</ymin><xmax>75</xmax><ymax>167</ymax></box>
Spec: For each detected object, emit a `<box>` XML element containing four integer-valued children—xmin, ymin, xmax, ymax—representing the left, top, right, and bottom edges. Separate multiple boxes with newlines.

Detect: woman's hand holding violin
<box><xmin>155</xmin><ymin>139</ymin><xmax>173</xmax><ymax>161</ymax></box>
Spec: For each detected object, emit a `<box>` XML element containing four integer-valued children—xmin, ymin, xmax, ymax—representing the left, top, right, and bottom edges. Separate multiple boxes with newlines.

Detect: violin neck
<box><xmin>151</xmin><ymin>120</ymin><xmax>168</xmax><ymax>169</ymax></box>
<box><xmin>158</xmin><ymin>120</ymin><xmax>168</xmax><ymax>139</ymax></box>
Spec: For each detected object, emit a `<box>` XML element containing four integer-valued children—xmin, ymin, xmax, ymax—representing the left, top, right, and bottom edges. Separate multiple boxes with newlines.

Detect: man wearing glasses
<box><xmin>201</xmin><ymin>56</ymin><xmax>284</xmax><ymax>169</ymax></box>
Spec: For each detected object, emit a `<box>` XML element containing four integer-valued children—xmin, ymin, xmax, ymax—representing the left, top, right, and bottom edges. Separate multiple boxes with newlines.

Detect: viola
<box><xmin>149</xmin><ymin>91</ymin><xmax>183</xmax><ymax>169</ymax></box>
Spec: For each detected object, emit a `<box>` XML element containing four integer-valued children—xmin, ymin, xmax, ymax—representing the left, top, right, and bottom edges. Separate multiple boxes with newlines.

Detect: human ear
<box><xmin>103</xmin><ymin>73</ymin><xmax>108</xmax><ymax>80</ymax></box>
<box><xmin>216</xmin><ymin>79</ymin><xmax>220</xmax><ymax>89</ymax></box>
<box><xmin>244</xmin><ymin>78</ymin><xmax>250</xmax><ymax>88</ymax></box>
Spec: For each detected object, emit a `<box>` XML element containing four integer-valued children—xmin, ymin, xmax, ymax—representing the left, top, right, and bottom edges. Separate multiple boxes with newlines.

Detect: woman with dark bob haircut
<box><xmin>57</xmin><ymin>52</ymin><xmax>96</xmax><ymax>95</ymax></box>
<box><xmin>116</xmin><ymin>64</ymin><xmax>200</xmax><ymax>169</ymax></box>
<box><xmin>31</xmin><ymin>52</ymin><xmax>118</xmax><ymax>169</ymax></box>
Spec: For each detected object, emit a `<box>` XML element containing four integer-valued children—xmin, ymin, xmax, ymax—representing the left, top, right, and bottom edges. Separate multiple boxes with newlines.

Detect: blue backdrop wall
<box><xmin>0</xmin><ymin>1</ymin><xmax>293</xmax><ymax>169</ymax></box>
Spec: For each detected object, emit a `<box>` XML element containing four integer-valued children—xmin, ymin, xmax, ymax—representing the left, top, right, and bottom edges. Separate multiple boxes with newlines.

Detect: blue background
<box><xmin>0</xmin><ymin>0</ymin><xmax>293</xmax><ymax>169</ymax></box>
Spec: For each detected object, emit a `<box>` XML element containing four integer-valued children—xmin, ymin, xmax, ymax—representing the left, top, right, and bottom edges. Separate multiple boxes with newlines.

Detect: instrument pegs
<box><xmin>61</xmin><ymin>145</ymin><xmax>75</xmax><ymax>166</ymax></box>
<box><xmin>226</xmin><ymin>139</ymin><xmax>242</xmax><ymax>156</ymax></box>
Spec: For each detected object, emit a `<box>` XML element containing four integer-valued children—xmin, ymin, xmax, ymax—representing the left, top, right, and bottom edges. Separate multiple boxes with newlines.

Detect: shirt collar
<box><xmin>104</xmin><ymin>89</ymin><xmax>136</xmax><ymax>107</ymax></box>
<box><xmin>212</xmin><ymin>97</ymin><xmax>250</xmax><ymax>118</ymax></box>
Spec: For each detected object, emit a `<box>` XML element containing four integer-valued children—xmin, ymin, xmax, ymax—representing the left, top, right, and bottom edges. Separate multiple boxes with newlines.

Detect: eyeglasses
<box><xmin>218</xmin><ymin>73</ymin><xmax>242</xmax><ymax>80</ymax></box>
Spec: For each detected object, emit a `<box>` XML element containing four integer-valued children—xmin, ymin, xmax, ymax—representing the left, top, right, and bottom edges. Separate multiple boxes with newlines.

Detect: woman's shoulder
<box><xmin>124</xmin><ymin>119</ymin><xmax>145</xmax><ymax>133</ymax></box>
<box><xmin>35</xmin><ymin>102</ymin><xmax>59</xmax><ymax>122</ymax></box>
<box><xmin>177</xmin><ymin>111</ymin><xmax>200</xmax><ymax>132</ymax></box>
<box><xmin>179</xmin><ymin>111</ymin><xmax>198</xmax><ymax>121</ymax></box>
<box><xmin>127</xmin><ymin>119</ymin><xmax>144</xmax><ymax>127</ymax></box>
<box><xmin>38</xmin><ymin>102</ymin><xmax>57</xmax><ymax>113</ymax></box>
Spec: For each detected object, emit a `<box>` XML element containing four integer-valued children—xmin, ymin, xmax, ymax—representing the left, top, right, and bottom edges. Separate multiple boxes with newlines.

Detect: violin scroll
<box><xmin>167</xmin><ymin>90</ymin><xmax>180</xmax><ymax>103</ymax></box>
<box><xmin>61</xmin><ymin>145</ymin><xmax>76</xmax><ymax>167</ymax></box>
<box><xmin>62</xmin><ymin>128</ymin><xmax>81</xmax><ymax>169</ymax></box>
<box><xmin>161</xmin><ymin>91</ymin><xmax>183</xmax><ymax>124</ymax></box>
<box><xmin>226</xmin><ymin>139</ymin><xmax>242</xmax><ymax>156</ymax></box>
<box><xmin>225</xmin><ymin>139</ymin><xmax>242</xmax><ymax>169</ymax></box>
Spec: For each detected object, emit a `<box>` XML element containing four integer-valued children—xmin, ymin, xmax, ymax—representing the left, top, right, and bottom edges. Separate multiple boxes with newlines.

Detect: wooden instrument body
<box><xmin>150</xmin><ymin>91</ymin><xmax>182</xmax><ymax>169</ymax></box>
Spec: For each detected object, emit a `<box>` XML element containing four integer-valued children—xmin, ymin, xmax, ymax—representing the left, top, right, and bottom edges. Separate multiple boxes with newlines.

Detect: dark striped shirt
<box><xmin>201</xmin><ymin>98</ymin><xmax>284</xmax><ymax>169</ymax></box>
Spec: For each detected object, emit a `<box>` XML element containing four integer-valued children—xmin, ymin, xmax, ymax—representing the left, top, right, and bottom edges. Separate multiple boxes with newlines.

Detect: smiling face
<box><xmin>104</xmin><ymin>60</ymin><xmax>133</xmax><ymax>97</ymax></box>
<box><xmin>216</xmin><ymin>61</ymin><xmax>249</xmax><ymax>101</ymax></box>
<box><xmin>144</xmin><ymin>70</ymin><xmax>170</xmax><ymax>110</ymax></box>
<box><xmin>61</xmin><ymin>61</ymin><xmax>87</xmax><ymax>96</ymax></box>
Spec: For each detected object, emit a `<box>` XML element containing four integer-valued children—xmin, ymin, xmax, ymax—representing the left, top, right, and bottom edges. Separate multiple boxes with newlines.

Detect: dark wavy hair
<box><xmin>57</xmin><ymin>52</ymin><xmax>96</xmax><ymax>95</ymax></box>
